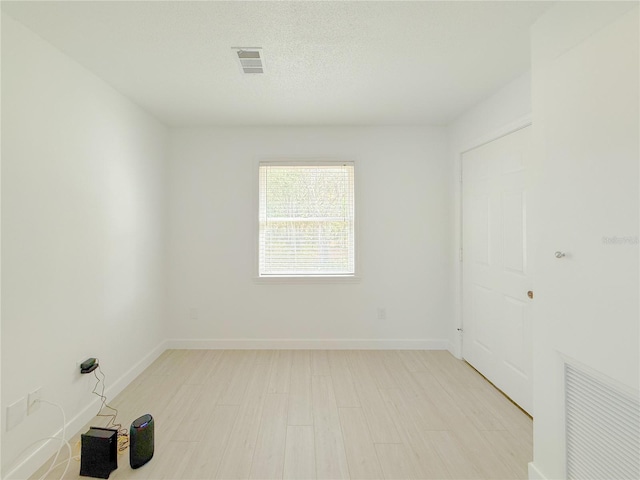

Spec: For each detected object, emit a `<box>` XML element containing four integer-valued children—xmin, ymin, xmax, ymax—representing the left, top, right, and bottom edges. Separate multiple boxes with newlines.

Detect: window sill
<box><xmin>253</xmin><ymin>275</ymin><xmax>362</xmax><ymax>285</ymax></box>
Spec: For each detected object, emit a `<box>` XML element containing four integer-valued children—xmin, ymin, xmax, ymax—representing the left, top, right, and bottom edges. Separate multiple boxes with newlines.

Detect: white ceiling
<box><xmin>1</xmin><ymin>1</ymin><xmax>552</xmax><ymax>127</ymax></box>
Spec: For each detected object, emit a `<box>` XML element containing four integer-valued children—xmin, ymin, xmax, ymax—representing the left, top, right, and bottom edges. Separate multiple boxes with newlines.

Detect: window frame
<box><xmin>254</xmin><ymin>158</ymin><xmax>360</xmax><ymax>283</ymax></box>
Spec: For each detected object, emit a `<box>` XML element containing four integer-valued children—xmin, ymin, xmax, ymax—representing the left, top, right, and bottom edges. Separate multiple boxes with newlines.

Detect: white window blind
<box><xmin>259</xmin><ymin>162</ymin><xmax>355</xmax><ymax>277</ymax></box>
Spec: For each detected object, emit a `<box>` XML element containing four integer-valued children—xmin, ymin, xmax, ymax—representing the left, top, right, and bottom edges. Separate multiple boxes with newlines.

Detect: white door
<box><xmin>462</xmin><ymin>125</ymin><xmax>533</xmax><ymax>414</ymax></box>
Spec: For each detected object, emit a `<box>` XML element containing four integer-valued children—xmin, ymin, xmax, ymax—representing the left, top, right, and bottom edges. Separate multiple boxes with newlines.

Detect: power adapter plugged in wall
<box><xmin>78</xmin><ymin>357</ymin><xmax>98</xmax><ymax>374</ymax></box>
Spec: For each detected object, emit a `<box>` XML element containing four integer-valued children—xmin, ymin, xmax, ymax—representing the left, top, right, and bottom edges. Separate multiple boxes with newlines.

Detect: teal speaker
<box><xmin>129</xmin><ymin>414</ymin><xmax>154</xmax><ymax>469</ymax></box>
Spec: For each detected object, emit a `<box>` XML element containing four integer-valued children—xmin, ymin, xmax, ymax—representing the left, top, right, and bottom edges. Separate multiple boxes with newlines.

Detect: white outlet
<box><xmin>189</xmin><ymin>307</ymin><xmax>198</xmax><ymax>320</ymax></box>
<box><xmin>377</xmin><ymin>307</ymin><xmax>387</xmax><ymax>320</ymax></box>
<box><xmin>27</xmin><ymin>387</ymin><xmax>42</xmax><ymax>415</ymax></box>
<box><xmin>6</xmin><ymin>397</ymin><xmax>27</xmax><ymax>431</ymax></box>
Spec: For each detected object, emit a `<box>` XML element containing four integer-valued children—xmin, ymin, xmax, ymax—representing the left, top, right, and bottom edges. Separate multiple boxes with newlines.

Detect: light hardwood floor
<box><xmin>33</xmin><ymin>350</ymin><xmax>532</xmax><ymax>480</ymax></box>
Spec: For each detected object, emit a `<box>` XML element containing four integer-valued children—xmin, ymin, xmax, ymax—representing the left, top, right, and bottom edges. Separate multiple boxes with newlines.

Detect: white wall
<box><xmin>167</xmin><ymin>127</ymin><xmax>452</xmax><ymax>348</ymax></box>
<box><xmin>1</xmin><ymin>15</ymin><xmax>168</xmax><ymax>478</ymax></box>
<box><xmin>529</xmin><ymin>3</ymin><xmax>639</xmax><ymax>479</ymax></box>
<box><xmin>447</xmin><ymin>73</ymin><xmax>533</xmax><ymax>357</ymax></box>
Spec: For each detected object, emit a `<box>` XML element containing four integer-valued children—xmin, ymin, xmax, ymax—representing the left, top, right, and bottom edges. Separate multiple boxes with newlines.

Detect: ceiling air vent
<box><xmin>233</xmin><ymin>48</ymin><xmax>264</xmax><ymax>74</ymax></box>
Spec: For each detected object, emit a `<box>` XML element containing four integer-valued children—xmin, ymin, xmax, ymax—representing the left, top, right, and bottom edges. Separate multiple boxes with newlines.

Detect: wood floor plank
<box><xmin>292</xmin><ymin>349</ymin><xmax>311</xmax><ymax>369</ymax></box>
<box><xmin>347</xmin><ymin>352</ymin><xmax>401</xmax><ymax>444</ymax></box>
<box><xmin>142</xmin><ymin>349</ymin><xmax>188</xmax><ymax>377</ymax></box>
<box><xmin>330</xmin><ymin>364</ymin><xmax>361</xmax><ymax>408</ymax></box>
<box><xmin>450</xmin><ymin>424</ymin><xmax>524</xmax><ymax>480</ymax></box>
<box><xmin>288</xmin><ymin>355</ymin><xmax>313</xmax><ymax>426</ymax></box>
<box><xmin>254</xmin><ymin>349</ymin><xmax>277</xmax><ymax>365</ymax></box>
<box><xmin>380</xmin><ymin>352</ymin><xmax>421</xmax><ymax>393</ymax></box>
<box><xmin>422</xmin><ymin>430</ymin><xmax>483</xmax><ymax>479</ymax></box>
<box><xmin>215</xmin><ymin>362</ymin><xmax>271</xmax><ymax>479</ymax></box>
<box><xmin>383</xmin><ymin>387</ymin><xmax>448</xmax><ymax>432</ymax></box>
<box><xmin>327</xmin><ymin>349</ymin><xmax>350</xmax><ymax>367</ymax></box>
<box><xmin>374</xmin><ymin>443</ymin><xmax>416</xmax><ymax>480</ymax></box>
<box><xmin>149</xmin><ymin>383</ymin><xmax>203</xmax><ymax>450</ymax></box>
<box><xmin>339</xmin><ymin>407</ymin><xmax>384</xmax><ymax>479</ymax></box>
<box><xmin>250</xmin><ymin>394</ymin><xmax>289</xmax><ymax>479</ymax></box>
<box><xmin>410</xmin><ymin>371</ymin><xmax>472</xmax><ymax>431</ymax></box>
<box><xmin>421</xmin><ymin>351</ymin><xmax>489</xmax><ymax>389</ymax></box>
<box><xmin>379</xmin><ymin>354</ymin><xmax>451</xmax><ymax>432</ymax></box>
<box><xmin>382</xmin><ymin>389</ymin><xmax>451</xmax><ymax>479</ymax></box>
<box><xmin>206</xmin><ymin>351</ymin><xmax>243</xmax><ymax>393</ymax></box>
<box><xmin>311</xmin><ymin>375</ymin><xmax>350</xmax><ymax>480</ymax></box>
<box><xmin>361</xmin><ymin>351</ymin><xmax>399</xmax><ymax>389</ymax></box>
<box><xmin>161</xmin><ymin>384</ymin><xmax>210</xmax><ymax>442</ymax></box>
<box><xmin>183</xmin><ymin>349</ymin><xmax>223</xmax><ymax>385</ymax></box>
<box><xmin>311</xmin><ymin>350</ymin><xmax>331</xmax><ymax>376</ymax></box>
<box><xmin>267</xmin><ymin>350</ymin><xmax>292</xmax><ymax>394</ymax></box>
<box><xmin>470</xmin><ymin>382</ymin><xmax>533</xmax><ymax>437</ymax></box>
<box><xmin>217</xmin><ymin>350</ymin><xmax>258</xmax><ymax>406</ymax></box>
<box><xmin>134</xmin><ymin>440</ymin><xmax>199</xmax><ymax>480</ymax></box>
<box><xmin>396</xmin><ymin>350</ymin><xmax>429</xmax><ymax>373</ymax></box>
<box><xmin>180</xmin><ymin>405</ymin><xmax>239</xmax><ymax>479</ymax></box>
<box><xmin>283</xmin><ymin>426</ymin><xmax>316</xmax><ymax>480</ymax></box>
<box><xmin>480</xmin><ymin>429</ymin><xmax>531</xmax><ymax>479</ymax></box>
<box><xmin>439</xmin><ymin>381</ymin><xmax>508</xmax><ymax>431</ymax></box>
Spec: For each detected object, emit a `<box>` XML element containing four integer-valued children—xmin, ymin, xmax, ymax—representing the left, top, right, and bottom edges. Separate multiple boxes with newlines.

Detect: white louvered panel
<box><xmin>565</xmin><ymin>363</ymin><xmax>640</xmax><ymax>480</ymax></box>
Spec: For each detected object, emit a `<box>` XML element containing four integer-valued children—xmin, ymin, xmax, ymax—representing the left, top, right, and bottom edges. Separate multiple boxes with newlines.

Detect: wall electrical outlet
<box><xmin>6</xmin><ymin>397</ymin><xmax>27</xmax><ymax>431</ymax></box>
<box><xmin>377</xmin><ymin>307</ymin><xmax>387</xmax><ymax>321</ymax></box>
<box><xmin>27</xmin><ymin>387</ymin><xmax>42</xmax><ymax>415</ymax></box>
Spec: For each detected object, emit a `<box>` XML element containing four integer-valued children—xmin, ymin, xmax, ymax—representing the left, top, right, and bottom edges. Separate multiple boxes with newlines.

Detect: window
<box><xmin>258</xmin><ymin>161</ymin><xmax>355</xmax><ymax>277</ymax></box>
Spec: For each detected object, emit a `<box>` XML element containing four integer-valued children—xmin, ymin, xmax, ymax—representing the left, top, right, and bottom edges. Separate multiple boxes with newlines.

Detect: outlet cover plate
<box><xmin>27</xmin><ymin>388</ymin><xmax>42</xmax><ymax>415</ymax></box>
<box><xmin>6</xmin><ymin>397</ymin><xmax>27</xmax><ymax>431</ymax></box>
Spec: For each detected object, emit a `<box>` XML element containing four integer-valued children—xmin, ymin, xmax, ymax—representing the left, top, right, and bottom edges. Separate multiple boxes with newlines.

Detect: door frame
<box><xmin>454</xmin><ymin>114</ymin><xmax>532</xmax><ymax>359</ymax></box>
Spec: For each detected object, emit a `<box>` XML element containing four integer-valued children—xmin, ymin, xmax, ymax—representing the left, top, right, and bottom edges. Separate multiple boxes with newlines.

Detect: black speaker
<box><xmin>79</xmin><ymin>427</ymin><xmax>118</xmax><ymax>479</ymax></box>
<box><xmin>129</xmin><ymin>414</ymin><xmax>154</xmax><ymax>469</ymax></box>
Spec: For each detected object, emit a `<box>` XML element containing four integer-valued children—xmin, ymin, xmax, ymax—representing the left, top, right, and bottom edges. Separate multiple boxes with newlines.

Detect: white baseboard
<box><xmin>5</xmin><ymin>341</ymin><xmax>168</xmax><ymax>480</ymax></box>
<box><xmin>447</xmin><ymin>340</ymin><xmax>462</xmax><ymax>359</ymax></box>
<box><xmin>166</xmin><ymin>338</ymin><xmax>449</xmax><ymax>350</ymax></box>
<box><xmin>528</xmin><ymin>462</ymin><xmax>548</xmax><ymax>480</ymax></box>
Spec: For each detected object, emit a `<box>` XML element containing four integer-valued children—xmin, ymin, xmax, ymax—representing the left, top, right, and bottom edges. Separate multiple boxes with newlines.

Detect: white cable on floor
<box><xmin>35</xmin><ymin>400</ymin><xmax>72</xmax><ymax>480</ymax></box>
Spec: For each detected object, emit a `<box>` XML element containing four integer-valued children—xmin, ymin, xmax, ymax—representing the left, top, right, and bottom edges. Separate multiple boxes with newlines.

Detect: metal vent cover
<box><xmin>565</xmin><ymin>361</ymin><xmax>640</xmax><ymax>479</ymax></box>
<box><xmin>233</xmin><ymin>48</ymin><xmax>264</xmax><ymax>74</ymax></box>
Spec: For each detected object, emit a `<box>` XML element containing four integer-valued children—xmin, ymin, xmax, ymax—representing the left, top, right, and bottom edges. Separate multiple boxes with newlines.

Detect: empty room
<box><xmin>1</xmin><ymin>1</ymin><xmax>638</xmax><ymax>480</ymax></box>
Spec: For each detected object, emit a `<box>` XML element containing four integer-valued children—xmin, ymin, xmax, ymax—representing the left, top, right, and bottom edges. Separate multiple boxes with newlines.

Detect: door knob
<box><xmin>554</xmin><ymin>251</ymin><xmax>566</xmax><ymax>258</ymax></box>
<box><xmin>527</xmin><ymin>291</ymin><xmax>534</xmax><ymax>299</ymax></box>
